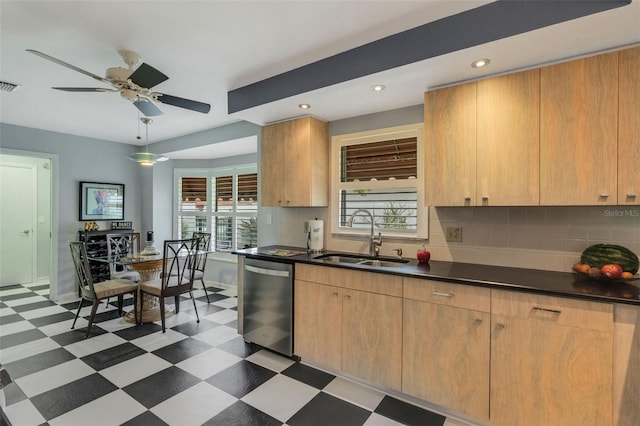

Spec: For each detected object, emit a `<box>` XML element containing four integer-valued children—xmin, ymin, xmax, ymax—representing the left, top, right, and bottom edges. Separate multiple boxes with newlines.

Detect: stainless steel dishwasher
<box><xmin>242</xmin><ymin>258</ymin><xmax>294</xmax><ymax>356</ymax></box>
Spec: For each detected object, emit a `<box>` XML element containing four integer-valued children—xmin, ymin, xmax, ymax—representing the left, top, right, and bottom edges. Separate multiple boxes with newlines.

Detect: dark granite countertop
<box><xmin>234</xmin><ymin>245</ymin><xmax>640</xmax><ymax>306</ymax></box>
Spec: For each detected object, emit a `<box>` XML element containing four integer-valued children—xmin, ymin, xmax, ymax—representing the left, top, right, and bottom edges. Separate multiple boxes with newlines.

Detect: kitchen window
<box><xmin>331</xmin><ymin>123</ymin><xmax>427</xmax><ymax>239</ymax></box>
<box><xmin>175</xmin><ymin>165</ymin><xmax>258</xmax><ymax>252</ymax></box>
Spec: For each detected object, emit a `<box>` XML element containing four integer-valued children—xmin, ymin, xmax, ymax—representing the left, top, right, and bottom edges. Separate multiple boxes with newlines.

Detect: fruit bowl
<box><xmin>573</xmin><ymin>270</ymin><xmax>638</xmax><ymax>283</ymax></box>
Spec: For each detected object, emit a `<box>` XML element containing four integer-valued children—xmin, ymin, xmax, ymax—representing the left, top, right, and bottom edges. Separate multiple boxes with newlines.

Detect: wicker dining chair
<box><xmin>69</xmin><ymin>241</ymin><xmax>138</xmax><ymax>338</ymax></box>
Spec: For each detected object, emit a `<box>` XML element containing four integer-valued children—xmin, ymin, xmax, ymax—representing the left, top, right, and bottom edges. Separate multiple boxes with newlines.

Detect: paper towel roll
<box><xmin>308</xmin><ymin>220</ymin><xmax>324</xmax><ymax>252</ymax></box>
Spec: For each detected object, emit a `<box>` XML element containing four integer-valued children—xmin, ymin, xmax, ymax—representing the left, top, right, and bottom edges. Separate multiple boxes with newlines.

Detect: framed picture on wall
<box><xmin>79</xmin><ymin>181</ymin><xmax>124</xmax><ymax>221</ymax></box>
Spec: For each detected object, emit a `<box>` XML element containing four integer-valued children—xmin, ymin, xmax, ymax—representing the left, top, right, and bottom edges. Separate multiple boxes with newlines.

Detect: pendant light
<box><xmin>127</xmin><ymin>114</ymin><xmax>168</xmax><ymax>166</ymax></box>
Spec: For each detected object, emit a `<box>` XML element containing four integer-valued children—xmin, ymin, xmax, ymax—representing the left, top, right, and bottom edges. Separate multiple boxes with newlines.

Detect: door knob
<box><xmin>22</xmin><ymin>230</ymin><xmax>30</xmax><ymax>234</ymax></box>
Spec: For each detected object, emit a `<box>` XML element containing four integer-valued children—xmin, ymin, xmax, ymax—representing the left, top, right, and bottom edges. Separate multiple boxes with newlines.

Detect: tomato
<box><xmin>601</xmin><ymin>264</ymin><xmax>623</xmax><ymax>279</ymax></box>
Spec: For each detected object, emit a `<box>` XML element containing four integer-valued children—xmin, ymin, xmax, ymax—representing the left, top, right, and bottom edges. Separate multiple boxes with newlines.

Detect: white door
<box><xmin>0</xmin><ymin>162</ymin><xmax>36</xmax><ymax>286</ymax></box>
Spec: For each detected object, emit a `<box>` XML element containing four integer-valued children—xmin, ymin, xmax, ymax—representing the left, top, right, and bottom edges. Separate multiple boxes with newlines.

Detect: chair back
<box><xmin>161</xmin><ymin>238</ymin><xmax>198</xmax><ymax>294</ymax></box>
<box><xmin>69</xmin><ymin>241</ymin><xmax>98</xmax><ymax>301</ymax></box>
<box><xmin>192</xmin><ymin>232</ymin><xmax>211</xmax><ymax>272</ymax></box>
<box><xmin>106</xmin><ymin>233</ymin><xmax>140</xmax><ymax>275</ymax></box>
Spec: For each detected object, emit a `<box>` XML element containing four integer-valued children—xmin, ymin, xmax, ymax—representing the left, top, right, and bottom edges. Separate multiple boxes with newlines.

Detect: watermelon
<box><xmin>580</xmin><ymin>244</ymin><xmax>639</xmax><ymax>274</ymax></box>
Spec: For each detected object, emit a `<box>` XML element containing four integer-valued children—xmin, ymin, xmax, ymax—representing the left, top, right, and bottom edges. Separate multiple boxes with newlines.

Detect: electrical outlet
<box><xmin>446</xmin><ymin>227</ymin><xmax>462</xmax><ymax>242</ymax></box>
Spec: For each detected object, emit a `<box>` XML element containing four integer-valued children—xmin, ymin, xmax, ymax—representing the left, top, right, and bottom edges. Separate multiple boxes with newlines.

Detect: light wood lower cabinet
<box><xmin>294</xmin><ymin>266</ymin><xmax>635</xmax><ymax>425</ymax></box>
<box><xmin>294</xmin><ymin>264</ymin><xmax>403</xmax><ymax>391</ymax></box>
<box><xmin>491</xmin><ymin>290</ymin><xmax>613</xmax><ymax>426</ymax></box>
<box><xmin>613</xmin><ymin>303</ymin><xmax>640</xmax><ymax>425</ymax></box>
<box><xmin>293</xmin><ymin>280</ymin><xmax>342</xmax><ymax>371</ymax></box>
<box><xmin>403</xmin><ymin>278</ymin><xmax>490</xmax><ymax>420</ymax></box>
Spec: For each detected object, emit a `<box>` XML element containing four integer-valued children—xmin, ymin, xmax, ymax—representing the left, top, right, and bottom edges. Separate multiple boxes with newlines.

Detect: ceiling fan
<box><xmin>26</xmin><ymin>49</ymin><xmax>211</xmax><ymax>116</ymax></box>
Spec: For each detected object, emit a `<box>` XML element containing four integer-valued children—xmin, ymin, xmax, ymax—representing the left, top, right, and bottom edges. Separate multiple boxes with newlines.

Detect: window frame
<box><xmin>174</xmin><ymin>164</ymin><xmax>258</xmax><ymax>256</ymax></box>
<box><xmin>330</xmin><ymin>123</ymin><xmax>427</xmax><ymax>239</ymax></box>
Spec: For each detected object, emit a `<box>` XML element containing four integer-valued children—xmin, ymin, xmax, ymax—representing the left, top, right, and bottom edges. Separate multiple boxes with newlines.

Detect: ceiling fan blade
<box><xmin>155</xmin><ymin>93</ymin><xmax>211</xmax><ymax>114</ymax></box>
<box><xmin>26</xmin><ymin>49</ymin><xmax>109</xmax><ymax>84</ymax></box>
<box><xmin>128</xmin><ymin>63</ymin><xmax>168</xmax><ymax>89</ymax></box>
<box><xmin>133</xmin><ymin>99</ymin><xmax>163</xmax><ymax>117</ymax></box>
<box><xmin>52</xmin><ymin>87</ymin><xmax>114</xmax><ymax>92</ymax></box>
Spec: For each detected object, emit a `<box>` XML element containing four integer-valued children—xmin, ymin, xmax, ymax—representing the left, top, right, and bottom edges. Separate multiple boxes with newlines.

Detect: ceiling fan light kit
<box><xmin>26</xmin><ymin>49</ymin><xmax>211</xmax><ymax>116</ymax></box>
<box><xmin>127</xmin><ymin>117</ymin><xmax>168</xmax><ymax>166</ymax></box>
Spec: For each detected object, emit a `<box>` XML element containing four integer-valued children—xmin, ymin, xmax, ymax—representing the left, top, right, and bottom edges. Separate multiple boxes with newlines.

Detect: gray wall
<box><xmin>0</xmin><ymin>123</ymin><xmax>143</xmax><ymax>300</ymax></box>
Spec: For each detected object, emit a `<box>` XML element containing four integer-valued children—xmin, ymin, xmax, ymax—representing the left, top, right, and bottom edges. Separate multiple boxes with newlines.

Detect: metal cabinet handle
<box><xmin>464</xmin><ymin>196</ymin><xmax>471</xmax><ymax>201</ymax></box>
<box><xmin>496</xmin><ymin>323</ymin><xmax>505</xmax><ymax>329</ymax></box>
<box><xmin>627</xmin><ymin>193</ymin><xmax>638</xmax><ymax>198</ymax></box>
<box><xmin>244</xmin><ymin>264</ymin><xmax>290</xmax><ymax>277</ymax></box>
<box><xmin>474</xmin><ymin>318</ymin><xmax>483</xmax><ymax>324</ymax></box>
<box><xmin>332</xmin><ymin>292</ymin><xmax>339</xmax><ymax>297</ymax></box>
<box><xmin>599</xmin><ymin>193</ymin><xmax>609</xmax><ymax>198</ymax></box>
<box><xmin>344</xmin><ymin>295</ymin><xmax>351</xmax><ymax>300</ymax></box>
<box><xmin>532</xmin><ymin>306</ymin><xmax>561</xmax><ymax>315</ymax></box>
<box><xmin>432</xmin><ymin>291</ymin><xmax>454</xmax><ymax>298</ymax></box>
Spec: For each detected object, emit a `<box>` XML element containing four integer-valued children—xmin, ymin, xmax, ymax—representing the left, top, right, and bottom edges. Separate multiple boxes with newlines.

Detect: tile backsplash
<box><xmin>280</xmin><ymin>205</ymin><xmax>639</xmax><ymax>273</ymax></box>
<box><xmin>428</xmin><ymin>205</ymin><xmax>640</xmax><ymax>272</ymax></box>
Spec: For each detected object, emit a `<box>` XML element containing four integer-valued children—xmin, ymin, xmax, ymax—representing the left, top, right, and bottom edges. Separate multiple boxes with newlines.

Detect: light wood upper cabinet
<box><xmin>618</xmin><ymin>46</ymin><xmax>640</xmax><ymax>205</ymax></box>
<box><xmin>424</xmin><ymin>82</ymin><xmax>476</xmax><ymax>206</ymax></box>
<box><xmin>425</xmin><ymin>70</ymin><xmax>539</xmax><ymax>207</ymax></box>
<box><xmin>476</xmin><ymin>69</ymin><xmax>540</xmax><ymax>205</ymax></box>
<box><xmin>260</xmin><ymin>116</ymin><xmax>328</xmax><ymax>207</ymax></box>
<box><xmin>540</xmin><ymin>52</ymin><xmax>618</xmax><ymax>205</ymax></box>
<box><xmin>490</xmin><ymin>290</ymin><xmax>613</xmax><ymax>426</ymax></box>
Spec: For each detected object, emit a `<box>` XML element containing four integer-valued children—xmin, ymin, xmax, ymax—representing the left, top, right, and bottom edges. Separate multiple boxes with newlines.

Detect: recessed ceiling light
<box><xmin>471</xmin><ymin>58</ymin><xmax>491</xmax><ymax>68</ymax></box>
<box><xmin>298</xmin><ymin>103</ymin><xmax>310</xmax><ymax>109</ymax></box>
<box><xmin>371</xmin><ymin>84</ymin><xmax>385</xmax><ymax>92</ymax></box>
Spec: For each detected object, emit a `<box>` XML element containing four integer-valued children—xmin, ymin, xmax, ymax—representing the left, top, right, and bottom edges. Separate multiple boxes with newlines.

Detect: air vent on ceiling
<box><xmin>0</xmin><ymin>81</ymin><xmax>21</xmax><ymax>92</ymax></box>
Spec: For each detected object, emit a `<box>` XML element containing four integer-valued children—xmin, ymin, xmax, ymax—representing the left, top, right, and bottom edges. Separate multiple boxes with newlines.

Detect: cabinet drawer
<box><xmin>296</xmin><ymin>264</ymin><xmax>402</xmax><ymax>297</ymax></box>
<box><xmin>404</xmin><ymin>278</ymin><xmax>490</xmax><ymax>312</ymax></box>
<box><xmin>492</xmin><ymin>289</ymin><xmax>613</xmax><ymax>333</ymax></box>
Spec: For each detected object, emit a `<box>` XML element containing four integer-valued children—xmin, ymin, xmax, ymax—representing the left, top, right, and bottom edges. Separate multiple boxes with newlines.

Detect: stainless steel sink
<box><xmin>313</xmin><ymin>253</ymin><xmax>409</xmax><ymax>267</ymax></box>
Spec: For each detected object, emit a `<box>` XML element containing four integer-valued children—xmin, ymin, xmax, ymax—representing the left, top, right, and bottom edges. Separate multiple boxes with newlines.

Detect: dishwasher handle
<box><xmin>245</xmin><ymin>264</ymin><xmax>291</xmax><ymax>278</ymax></box>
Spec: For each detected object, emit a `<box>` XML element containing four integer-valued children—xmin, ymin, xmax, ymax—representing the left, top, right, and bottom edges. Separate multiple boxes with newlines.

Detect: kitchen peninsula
<box><xmin>236</xmin><ymin>246</ymin><xmax>640</xmax><ymax>426</ymax></box>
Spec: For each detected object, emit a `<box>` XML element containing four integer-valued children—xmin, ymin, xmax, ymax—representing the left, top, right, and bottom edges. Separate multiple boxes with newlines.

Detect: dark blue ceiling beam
<box><xmin>228</xmin><ymin>0</ymin><xmax>630</xmax><ymax>114</ymax></box>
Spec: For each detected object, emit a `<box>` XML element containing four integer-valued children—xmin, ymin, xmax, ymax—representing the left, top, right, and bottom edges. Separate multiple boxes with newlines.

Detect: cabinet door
<box><xmin>424</xmin><ymin>83</ymin><xmax>476</xmax><ymax>206</ymax></box>
<box><xmin>490</xmin><ymin>315</ymin><xmax>612</xmax><ymax>426</ymax></box>
<box><xmin>282</xmin><ymin>118</ymin><xmax>310</xmax><ymax>206</ymax></box>
<box><xmin>618</xmin><ymin>47</ymin><xmax>640</xmax><ymax>205</ymax></box>
<box><xmin>403</xmin><ymin>299</ymin><xmax>489</xmax><ymax>420</ymax></box>
<box><xmin>613</xmin><ymin>304</ymin><xmax>640</xmax><ymax>425</ymax></box>
<box><xmin>342</xmin><ymin>289</ymin><xmax>402</xmax><ymax>390</ymax></box>
<box><xmin>540</xmin><ymin>52</ymin><xmax>618</xmax><ymax>205</ymax></box>
<box><xmin>260</xmin><ymin>122</ymin><xmax>285</xmax><ymax>206</ymax></box>
<box><xmin>477</xmin><ymin>69</ymin><xmax>540</xmax><ymax>206</ymax></box>
<box><xmin>293</xmin><ymin>280</ymin><xmax>342</xmax><ymax>370</ymax></box>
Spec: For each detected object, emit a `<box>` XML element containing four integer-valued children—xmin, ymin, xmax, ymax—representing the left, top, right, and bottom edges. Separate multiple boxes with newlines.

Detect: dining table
<box><xmin>117</xmin><ymin>253</ymin><xmax>173</xmax><ymax>324</ymax></box>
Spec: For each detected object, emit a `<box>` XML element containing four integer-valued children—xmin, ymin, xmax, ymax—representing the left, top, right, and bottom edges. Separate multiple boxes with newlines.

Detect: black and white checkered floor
<box><xmin>1</xmin><ymin>281</ymin><xmax>453</xmax><ymax>426</ymax></box>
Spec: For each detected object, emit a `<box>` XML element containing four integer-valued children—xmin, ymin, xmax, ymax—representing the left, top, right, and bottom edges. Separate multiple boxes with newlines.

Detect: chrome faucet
<box><xmin>347</xmin><ymin>209</ymin><xmax>382</xmax><ymax>257</ymax></box>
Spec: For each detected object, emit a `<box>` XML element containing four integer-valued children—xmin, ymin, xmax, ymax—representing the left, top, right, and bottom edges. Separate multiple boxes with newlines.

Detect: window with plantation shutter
<box><xmin>175</xmin><ymin>165</ymin><xmax>258</xmax><ymax>252</ymax></box>
<box><xmin>331</xmin><ymin>124</ymin><xmax>427</xmax><ymax>238</ymax></box>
